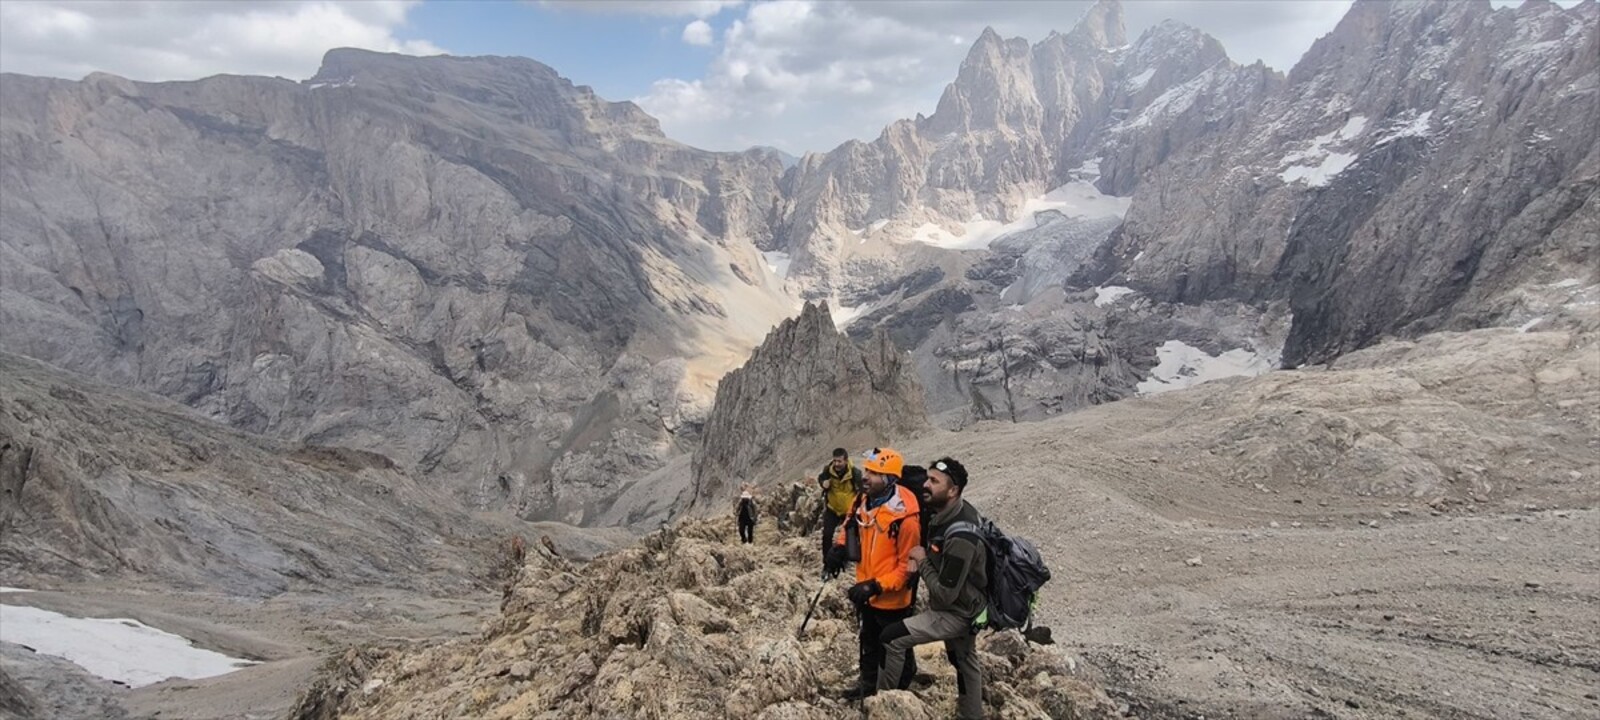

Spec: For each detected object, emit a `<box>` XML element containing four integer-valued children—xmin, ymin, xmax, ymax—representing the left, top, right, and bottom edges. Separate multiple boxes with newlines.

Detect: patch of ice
<box><xmin>0</xmin><ymin>604</ymin><xmax>257</xmax><ymax>688</ymax></box>
<box><xmin>762</xmin><ymin>251</ymin><xmax>792</xmax><ymax>280</ymax></box>
<box><xmin>1136</xmin><ymin>340</ymin><xmax>1276</xmax><ymax>395</ymax></box>
<box><xmin>1128</xmin><ymin>68</ymin><xmax>1156</xmax><ymax>90</ymax></box>
<box><xmin>910</xmin><ymin>181</ymin><xmax>1131</xmax><ymax>250</ymax></box>
<box><xmin>1094</xmin><ymin>286</ymin><xmax>1136</xmax><ymax>307</ymax></box>
<box><xmin>0</xmin><ymin>587</ymin><xmax>34</xmax><ymax>593</ymax></box>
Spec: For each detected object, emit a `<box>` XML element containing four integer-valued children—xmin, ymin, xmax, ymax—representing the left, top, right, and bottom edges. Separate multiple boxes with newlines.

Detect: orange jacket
<box><xmin>835</xmin><ymin>484</ymin><xmax>921</xmax><ymax>610</ymax></box>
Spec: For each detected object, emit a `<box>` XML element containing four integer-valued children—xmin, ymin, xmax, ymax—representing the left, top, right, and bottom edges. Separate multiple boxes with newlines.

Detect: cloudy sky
<box><xmin>0</xmin><ymin>0</ymin><xmax>1571</xmax><ymax>155</ymax></box>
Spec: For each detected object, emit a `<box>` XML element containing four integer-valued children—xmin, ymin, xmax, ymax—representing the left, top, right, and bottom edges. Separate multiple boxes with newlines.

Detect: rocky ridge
<box><xmin>688</xmin><ymin>301</ymin><xmax>928</xmax><ymax>510</ymax></box>
<box><xmin>288</xmin><ymin>519</ymin><xmax>1122</xmax><ymax>720</ymax></box>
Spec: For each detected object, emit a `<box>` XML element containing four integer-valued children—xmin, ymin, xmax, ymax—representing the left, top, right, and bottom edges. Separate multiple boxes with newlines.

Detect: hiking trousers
<box><xmin>738</xmin><ymin>519</ymin><xmax>755</xmax><ymax>544</ymax></box>
<box><xmin>879</xmin><ymin>609</ymin><xmax>983</xmax><ymax>719</ymax></box>
<box><xmin>819</xmin><ymin>507</ymin><xmax>844</xmax><ymax>563</ymax></box>
<box><xmin>858</xmin><ymin>604</ymin><xmax>916</xmax><ymax>692</ymax></box>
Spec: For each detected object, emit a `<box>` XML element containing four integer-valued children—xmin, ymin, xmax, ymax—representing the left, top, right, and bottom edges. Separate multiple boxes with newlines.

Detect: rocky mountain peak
<box><xmin>927</xmin><ymin>27</ymin><xmax>1041</xmax><ymax>134</ymax></box>
<box><xmin>688</xmin><ymin>302</ymin><xmax>928</xmax><ymax>509</ymax></box>
<box><xmin>1065</xmin><ymin>0</ymin><xmax>1127</xmax><ymax>50</ymax></box>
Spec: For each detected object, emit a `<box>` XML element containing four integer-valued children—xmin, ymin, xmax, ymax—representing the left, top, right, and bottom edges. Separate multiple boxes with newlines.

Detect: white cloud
<box><xmin>638</xmin><ymin>0</ymin><xmax>961</xmax><ymax>153</ymax></box>
<box><xmin>634</xmin><ymin>0</ymin><xmax>1370</xmax><ymax>154</ymax></box>
<box><xmin>0</xmin><ymin>1</ymin><xmax>443</xmax><ymax>82</ymax></box>
<box><xmin>683</xmin><ymin>19</ymin><xmax>714</xmax><ymax>46</ymax></box>
<box><xmin>540</xmin><ymin>1</ymin><xmax>743</xmax><ymax>19</ymax></box>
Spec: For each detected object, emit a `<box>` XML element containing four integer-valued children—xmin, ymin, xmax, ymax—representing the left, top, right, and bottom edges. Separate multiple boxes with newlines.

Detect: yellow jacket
<box><xmin>818</xmin><ymin>463</ymin><xmax>862</xmax><ymax>517</ymax></box>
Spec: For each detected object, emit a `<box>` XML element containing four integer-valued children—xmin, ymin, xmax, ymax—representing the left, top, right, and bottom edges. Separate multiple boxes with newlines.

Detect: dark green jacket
<box><xmin>920</xmin><ymin>498</ymin><xmax>987</xmax><ymax>619</ymax></box>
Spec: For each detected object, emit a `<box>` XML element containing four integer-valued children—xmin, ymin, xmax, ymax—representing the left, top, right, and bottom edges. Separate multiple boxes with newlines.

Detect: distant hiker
<box><xmin>827</xmin><ymin>447</ymin><xmax>921</xmax><ymax>700</ymax></box>
<box><xmin>737</xmin><ymin>485</ymin><xmax>758</xmax><ymax>544</ymax></box>
<box><xmin>814</xmin><ymin>447</ymin><xmax>864</xmax><ymax>576</ymax></box>
<box><xmin>879</xmin><ymin>457</ymin><xmax>986</xmax><ymax>718</ymax></box>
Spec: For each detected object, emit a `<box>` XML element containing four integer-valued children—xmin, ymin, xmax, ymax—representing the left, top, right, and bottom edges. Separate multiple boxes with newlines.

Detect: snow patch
<box><xmin>1128</xmin><ymin>68</ymin><xmax>1155</xmax><ymax>90</ymax></box>
<box><xmin>910</xmin><ymin>182</ymin><xmax>1130</xmax><ymax>250</ymax></box>
<box><xmin>1280</xmin><ymin>152</ymin><xmax>1357</xmax><ymax>187</ymax></box>
<box><xmin>1121</xmin><ymin>68</ymin><xmax>1215</xmax><ymax>129</ymax></box>
<box><xmin>1094</xmin><ymin>286</ymin><xmax>1136</xmax><ymax>307</ymax></box>
<box><xmin>1552</xmin><ymin>278</ymin><xmax>1582</xmax><ymax>289</ymax></box>
<box><xmin>0</xmin><ymin>587</ymin><xmax>34</xmax><ymax>593</ymax></box>
<box><xmin>868</xmin><ymin>219</ymin><xmax>889</xmax><ymax>234</ymax></box>
<box><xmin>762</xmin><ymin>251</ymin><xmax>792</xmax><ymax>280</ymax></box>
<box><xmin>1279</xmin><ymin>116</ymin><xmax>1367</xmax><ymax>187</ymax></box>
<box><xmin>833</xmin><ymin>300</ymin><xmax>877</xmax><ymax>329</ymax></box>
<box><xmin>0</xmin><ymin>604</ymin><xmax>257</xmax><ymax>688</ymax></box>
<box><xmin>1136</xmin><ymin>340</ymin><xmax>1276</xmax><ymax>395</ymax></box>
<box><xmin>1517</xmin><ymin>318</ymin><xmax>1544</xmax><ymax>333</ymax></box>
<box><xmin>1374</xmin><ymin>111</ymin><xmax>1434</xmax><ymax>147</ymax></box>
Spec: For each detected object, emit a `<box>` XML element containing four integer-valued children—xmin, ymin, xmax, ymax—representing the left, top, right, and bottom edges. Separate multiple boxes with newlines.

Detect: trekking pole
<box><xmin>796</xmin><ymin>578</ymin><xmax>830</xmax><ymax>639</ymax></box>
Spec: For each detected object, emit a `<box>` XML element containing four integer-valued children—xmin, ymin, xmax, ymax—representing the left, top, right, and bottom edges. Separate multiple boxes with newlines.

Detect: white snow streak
<box><xmin>910</xmin><ymin>181</ymin><xmax>1130</xmax><ymax>250</ymax></box>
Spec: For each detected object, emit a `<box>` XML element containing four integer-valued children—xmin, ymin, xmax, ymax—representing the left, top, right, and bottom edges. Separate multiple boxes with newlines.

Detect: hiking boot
<box><xmin>838</xmin><ymin>682</ymin><xmax>875</xmax><ymax>701</ymax></box>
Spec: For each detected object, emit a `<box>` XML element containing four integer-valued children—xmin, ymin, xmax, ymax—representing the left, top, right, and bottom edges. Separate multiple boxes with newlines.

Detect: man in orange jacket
<box><xmin>827</xmin><ymin>447</ymin><xmax>921</xmax><ymax>700</ymax></box>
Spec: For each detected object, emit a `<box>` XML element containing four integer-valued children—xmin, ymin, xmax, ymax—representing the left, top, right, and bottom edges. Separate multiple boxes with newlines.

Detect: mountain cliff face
<box><xmin>688</xmin><ymin>302</ymin><xmax>927</xmax><ymax>509</ymax></box>
<box><xmin>1098</xmin><ymin>0</ymin><xmax>1600</xmax><ymax>365</ymax></box>
<box><xmin>0</xmin><ymin>49</ymin><xmax>796</xmax><ymax>523</ymax></box>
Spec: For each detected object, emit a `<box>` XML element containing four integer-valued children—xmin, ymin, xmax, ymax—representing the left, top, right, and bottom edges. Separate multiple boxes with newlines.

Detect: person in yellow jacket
<box><xmin>813</xmin><ymin>447</ymin><xmax>862</xmax><ymax>576</ymax></box>
<box><xmin>825</xmin><ymin>447</ymin><xmax>921</xmax><ymax>700</ymax></box>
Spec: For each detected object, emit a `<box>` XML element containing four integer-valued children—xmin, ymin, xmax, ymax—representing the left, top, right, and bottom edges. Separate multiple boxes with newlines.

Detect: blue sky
<box><xmin>396</xmin><ymin>2</ymin><xmax>719</xmax><ymax>102</ymax></box>
<box><xmin>0</xmin><ymin>1</ymin><xmax>1583</xmax><ymax>155</ymax></box>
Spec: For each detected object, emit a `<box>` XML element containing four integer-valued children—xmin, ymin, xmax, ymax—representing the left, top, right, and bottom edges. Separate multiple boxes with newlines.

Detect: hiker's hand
<box><xmin>847</xmin><ymin>580</ymin><xmax>880</xmax><ymax>605</ymax></box>
<box><xmin>823</xmin><ymin>546</ymin><xmax>847</xmax><ymax>578</ymax></box>
<box><xmin>908</xmin><ymin>546</ymin><xmax>926</xmax><ymax>563</ymax></box>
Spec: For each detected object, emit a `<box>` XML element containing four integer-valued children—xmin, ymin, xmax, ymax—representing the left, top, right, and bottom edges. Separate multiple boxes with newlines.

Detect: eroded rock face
<box><xmin>0</xmin><ymin>351</ymin><xmax>494</xmax><ymax>596</ymax></box>
<box><xmin>288</xmin><ymin>519</ymin><xmax>1122</xmax><ymax>720</ymax></box>
<box><xmin>0</xmin><ymin>49</ymin><xmax>796</xmax><ymax>522</ymax></box>
<box><xmin>689</xmin><ymin>302</ymin><xmax>928</xmax><ymax>509</ymax></box>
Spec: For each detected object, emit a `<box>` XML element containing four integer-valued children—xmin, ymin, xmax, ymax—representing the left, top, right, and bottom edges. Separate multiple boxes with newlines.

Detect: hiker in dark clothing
<box><xmin>880</xmin><ymin>457</ymin><xmax>987</xmax><ymax>719</ymax></box>
<box><xmin>737</xmin><ymin>486</ymin><xmax>758</xmax><ymax>544</ymax></box>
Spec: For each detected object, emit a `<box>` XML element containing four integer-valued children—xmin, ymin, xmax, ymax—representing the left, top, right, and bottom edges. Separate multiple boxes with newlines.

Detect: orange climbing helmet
<box><xmin>862</xmin><ymin>447</ymin><xmax>904</xmax><ymax>478</ymax></box>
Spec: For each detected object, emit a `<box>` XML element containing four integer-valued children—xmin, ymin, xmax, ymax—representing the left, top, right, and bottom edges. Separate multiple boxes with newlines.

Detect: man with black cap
<box><xmin>878</xmin><ymin>457</ymin><xmax>987</xmax><ymax>719</ymax></box>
